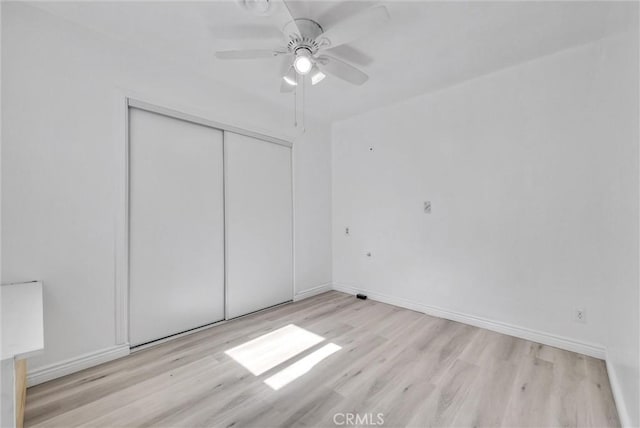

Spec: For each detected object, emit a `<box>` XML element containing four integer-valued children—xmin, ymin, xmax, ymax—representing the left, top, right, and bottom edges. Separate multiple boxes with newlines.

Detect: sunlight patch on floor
<box><xmin>264</xmin><ymin>343</ymin><xmax>342</xmax><ymax>390</ymax></box>
<box><xmin>225</xmin><ymin>324</ymin><xmax>324</xmax><ymax>375</ymax></box>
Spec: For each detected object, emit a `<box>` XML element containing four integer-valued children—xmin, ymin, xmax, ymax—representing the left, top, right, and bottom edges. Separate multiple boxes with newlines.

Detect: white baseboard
<box><xmin>294</xmin><ymin>282</ymin><xmax>333</xmax><ymax>302</ymax></box>
<box><xmin>332</xmin><ymin>283</ymin><xmax>606</xmax><ymax>359</ymax></box>
<box><xmin>606</xmin><ymin>356</ymin><xmax>632</xmax><ymax>428</ymax></box>
<box><xmin>27</xmin><ymin>345</ymin><xmax>130</xmax><ymax>387</ymax></box>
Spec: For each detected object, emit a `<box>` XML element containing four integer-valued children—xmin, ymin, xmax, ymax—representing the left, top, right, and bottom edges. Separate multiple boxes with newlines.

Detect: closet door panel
<box><xmin>225</xmin><ymin>132</ymin><xmax>293</xmax><ymax>319</ymax></box>
<box><xmin>129</xmin><ymin>108</ymin><xmax>225</xmax><ymax>346</ymax></box>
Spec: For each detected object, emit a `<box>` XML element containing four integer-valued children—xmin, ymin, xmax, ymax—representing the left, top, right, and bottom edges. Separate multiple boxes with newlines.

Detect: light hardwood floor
<box><xmin>25</xmin><ymin>291</ymin><xmax>619</xmax><ymax>427</ymax></box>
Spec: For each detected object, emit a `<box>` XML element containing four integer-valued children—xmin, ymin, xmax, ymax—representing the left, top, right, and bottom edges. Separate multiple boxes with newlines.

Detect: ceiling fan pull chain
<box><xmin>294</xmin><ymin>75</ymin><xmax>298</xmax><ymax>128</ymax></box>
<box><xmin>301</xmin><ymin>74</ymin><xmax>306</xmax><ymax>131</ymax></box>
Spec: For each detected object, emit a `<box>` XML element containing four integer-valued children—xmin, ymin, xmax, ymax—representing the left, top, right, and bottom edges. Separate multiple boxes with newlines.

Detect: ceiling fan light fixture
<box><xmin>293</xmin><ymin>49</ymin><xmax>313</xmax><ymax>75</ymax></box>
<box><xmin>310</xmin><ymin>66</ymin><xmax>326</xmax><ymax>85</ymax></box>
<box><xmin>283</xmin><ymin>67</ymin><xmax>298</xmax><ymax>86</ymax></box>
<box><xmin>218</xmin><ymin>1</ymin><xmax>385</xmax><ymax>90</ymax></box>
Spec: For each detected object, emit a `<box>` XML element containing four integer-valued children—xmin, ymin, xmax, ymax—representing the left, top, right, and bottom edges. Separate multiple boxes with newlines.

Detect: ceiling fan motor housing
<box><xmin>285</xmin><ymin>18</ymin><xmax>325</xmax><ymax>55</ymax></box>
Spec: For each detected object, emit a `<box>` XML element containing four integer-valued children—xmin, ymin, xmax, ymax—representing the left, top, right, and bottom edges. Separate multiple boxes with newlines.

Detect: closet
<box><xmin>128</xmin><ymin>102</ymin><xmax>293</xmax><ymax>347</ymax></box>
<box><xmin>225</xmin><ymin>132</ymin><xmax>293</xmax><ymax>319</ymax></box>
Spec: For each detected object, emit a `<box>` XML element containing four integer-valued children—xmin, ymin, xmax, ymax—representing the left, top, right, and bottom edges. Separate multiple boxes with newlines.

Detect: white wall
<box><xmin>333</xmin><ymin>30</ymin><xmax>638</xmax><ymax>422</ymax></box>
<box><xmin>294</xmin><ymin>124</ymin><xmax>333</xmax><ymax>297</ymax></box>
<box><xmin>0</xmin><ymin>1</ymin><xmax>5</xmax><ymax>424</ymax></box>
<box><xmin>602</xmin><ymin>29</ymin><xmax>640</xmax><ymax>426</ymax></box>
<box><xmin>1</xmin><ymin>2</ymin><xmax>332</xmax><ymax>374</ymax></box>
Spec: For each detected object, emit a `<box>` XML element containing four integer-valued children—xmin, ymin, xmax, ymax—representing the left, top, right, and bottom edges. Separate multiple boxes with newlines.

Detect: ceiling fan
<box><xmin>215</xmin><ymin>0</ymin><xmax>390</xmax><ymax>92</ymax></box>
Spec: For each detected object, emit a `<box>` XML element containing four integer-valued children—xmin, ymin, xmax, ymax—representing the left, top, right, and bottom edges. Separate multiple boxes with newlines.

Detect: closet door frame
<box><xmin>115</xmin><ymin>95</ymin><xmax>294</xmax><ymax>348</ymax></box>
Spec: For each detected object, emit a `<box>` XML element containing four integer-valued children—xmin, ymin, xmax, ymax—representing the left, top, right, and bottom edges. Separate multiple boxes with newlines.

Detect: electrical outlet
<box><xmin>575</xmin><ymin>308</ymin><xmax>586</xmax><ymax>323</ymax></box>
<box><xmin>424</xmin><ymin>201</ymin><xmax>431</xmax><ymax>214</ymax></box>
<box><xmin>345</xmin><ymin>227</ymin><xmax>350</xmax><ymax>236</ymax></box>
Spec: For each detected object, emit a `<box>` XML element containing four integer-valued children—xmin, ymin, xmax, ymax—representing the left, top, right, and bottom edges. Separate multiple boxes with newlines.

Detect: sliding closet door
<box><xmin>129</xmin><ymin>108</ymin><xmax>225</xmax><ymax>346</ymax></box>
<box><xmin>225</xmin><ymin>132</ymin><xmax>293</xmax><ymax>319</ymax></box>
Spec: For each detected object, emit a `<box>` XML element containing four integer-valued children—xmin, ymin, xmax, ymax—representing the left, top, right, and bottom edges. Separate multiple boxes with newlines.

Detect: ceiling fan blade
<box><xmin>316</xmin><ymin>5</ymin><xmax>390</xmax><ymax>49</ymax></box>
<box><xmin>270</xmin><ymin>0</ymin><xmax>301</xmax><ymax>41</ymax></box>
<box><xmin>326</xmin><ymin>44</ymin><xmax>374</xmax><ymax>67</ymax></box>
<box><xmin>215</xmin><ymin>49</ymin><xmax>285</xmax><ymax>60</ymax></box>
<box><xmin>317</xmin><ymin>55</ymin><xmax>369</xmax><ymax>86</ymax></box>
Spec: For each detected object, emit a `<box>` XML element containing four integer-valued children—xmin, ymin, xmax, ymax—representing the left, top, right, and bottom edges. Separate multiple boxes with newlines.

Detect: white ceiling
<box><xmin>31</xmin><ymin>1</ymin><xmax>638</xmax><ymax>122</ymax></box>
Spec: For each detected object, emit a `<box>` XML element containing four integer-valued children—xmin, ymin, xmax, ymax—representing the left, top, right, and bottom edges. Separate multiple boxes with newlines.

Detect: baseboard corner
<box><xmin>605</xmin><ymin>355</ymin><xmax>632</xmax><ymax>428</ymax></box>
<box><xmin>294</xmin><ymin>282</ymin><xmax>333</xmax><ymax>302</ymax></box>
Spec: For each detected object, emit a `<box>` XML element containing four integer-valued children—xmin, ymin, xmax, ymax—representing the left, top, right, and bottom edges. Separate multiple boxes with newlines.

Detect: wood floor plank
<box><xmin>407</xmin><ymin>358</ymin><xmax>481</xmax><ymax>427</ymax></box>
<box><xmin>25</xmin><ymin>291</ymin><xmax>620</xmax><ymax>428</ymax></box>
<box><xmin>502</xmin><ymin>356</ymin><xmax>556</xmax><ymax>428</ymax></box>
<box><xmin>584</xmin><ymin>356</ymin><xmax>621</xmax><ymax>427</ymax></box>
<box><xmin>450</xmin><ymin>357</ymin><xmax>519</xmax><ymax>427</ymax></box>
<box><xmin>30</xmin><ymin>356</ymin><xmax>223</xmax><ymax>427</ymax></box>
